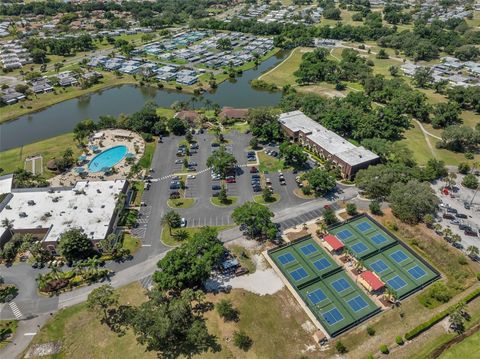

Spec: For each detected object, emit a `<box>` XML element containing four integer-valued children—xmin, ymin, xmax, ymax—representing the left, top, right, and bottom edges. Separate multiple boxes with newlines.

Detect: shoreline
<box><xmin>0</xmin><ymin>48</ymin><xmax>282</xmax><ymax>125</ymax></box>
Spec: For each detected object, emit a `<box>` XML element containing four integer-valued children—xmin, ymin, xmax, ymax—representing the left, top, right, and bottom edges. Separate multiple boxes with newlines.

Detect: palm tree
<box><xmin>174</xmin><ymin>229</ymin><xmax>189</xmax><ymax>242</ymax></box>
<box><xmin>467</xmin><ymin>245</ymin><xmax>479</xmax><ymax>259</ymax></box>
<box><xmin>451</xmin><ymin>234</ymin><xmax>462</xmax><ymax>245</ymax></box>
<box><xmin>385</xmin><ymin>287</ymin><xmax>398</xmax><ymax>305</ymax></box>
<box><xmin>1</xmin><ymin>218</ymin><xmax>14</xmax><ymax>234</ymax></box>
<box><xmin>354</xmin><ymin>259</ymin><xmax>364</xmax><ymax>273</ymax></box>
<box><xmin>161</xmin><ymin>210</ymin><xmax>181</xmax><ymax>235</ymax></box>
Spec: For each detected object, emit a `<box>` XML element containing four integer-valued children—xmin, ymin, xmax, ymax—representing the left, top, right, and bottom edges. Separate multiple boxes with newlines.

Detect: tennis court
<box><xmin>329</xmin><ymin>215</ymin><xmax>439</xmax><ymax>299</ymax></box>
<box><xmin>269</xmin><ymin>236</ymin><xmax>380</xmax><ymax>337</ymax></box>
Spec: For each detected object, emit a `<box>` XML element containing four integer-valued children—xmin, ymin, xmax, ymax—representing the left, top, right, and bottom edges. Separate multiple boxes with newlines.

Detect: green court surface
<box><xmin>269</xmin><ymin>237</ymin><xmax>380</xmax><ymax>337</ymax></box>
<box><xmin>329</xmin><ymin>215</ymin><xmax>439</xmax><ymax>299</ymax></box>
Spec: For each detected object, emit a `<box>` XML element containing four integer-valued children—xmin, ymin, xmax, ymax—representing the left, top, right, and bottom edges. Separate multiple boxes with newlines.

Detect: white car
<box><xmin>180</xmin><ymin>218</ymin><xmax>187</xmax><ymax>227</ymax></box>
<box><xmin>187</xmin><ymin>175</ymin><xmax>196</xmax><ymax>179</ymax></box>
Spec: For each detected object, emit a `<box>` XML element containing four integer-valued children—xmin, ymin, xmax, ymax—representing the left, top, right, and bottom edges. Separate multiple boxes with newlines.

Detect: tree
<box><xmin>218</xmin><ymin>184</ymin><xmax>228</xmax><ymax>204</ymax></box>
<box><xmin>153</xmin><ymin>227</ymin><xmax>224</xmax><ymax>292</ymax></box>
<box><xmin>421</xmin><ymin>158</ymin><xmax>448</xmax><ymax>181</ymax></box>
<box><xmin>462</xmin><ymin>174</ymin><xmax>479</xmax><ymax>189</ymax></box>
<box><xmin>439</xmin><ymin>125</ymin><xmax>480</xmax><ymax>153</ymax></box>
<box><xmin>467</xmin><ymin>245</ymin><xmax>479</xmax><ymax>259</ymax></box>
<box><xmin>304</xmin><ymin>168</ymin><xmax>336</xmax><ymax>196</ymax></box>
<box><xmin>423</xmin><ymin>214</ymin><xmax>435</xmax><ymax>228</ymax></box>
<box><xmin>413</xmin><ymin>67</ymin><xmax>434</xmax><ymax>88</ymax></box>
<box><xmin>232</xmin><ymin>202</ymin><xmax>276</xmax><ymax>240</ymax></box>
<box><xmin>246</xmin><ymin>107</ymin><xmax>282</xmax><ymax>142</ymax></box>
<box><xmin>323</xmin><ymin>7</ymin><xmax>341</xmax><ymax>20</ymax></box>
<box><xmin>279</xmin><ymin>142</ymin><xmax>308</xmax><ymax>168</ymax></box>
<box><xmin>336</xmin><ymin>341</ymin><xmax>347</xmax><ymax>353</ymax></box>
<box><xmin>128</xmin><ymin>288</ymin><xmax>218</xmax><ymax>358</ymax></box>
<box><xmin>87</xmin><ymin>284</ymin><xmax>119</xmax><ymax>326</ymax></box>
<box><xmin>323</xmin><ymin>207</ymin><xmax>338</xmax><ymax>225</ymax></box>
<box><xmin>167</xmin><ymin>117</ymin><xmax>187</xmax><ymax>135</ymax></box>
<box><xmin>161</xmin><ymin>210</ymin><xmax>181</xmax><ymax>235</ymax></box>
<box><xmin>262</xmin><ymin>187</ymin><xmax>274</xmax><ymax>203</ymax></box>
<box><xmin>57</xmin><ymin>228</ymin><xmax>95</xmax><ymax>262</ymax></box>
<box><xmin>249</xmin><ymin>137</ymin><xmax>259</xmax><ymax>150</ymax></box>
<box><xmin>356</xmin><ymin>164</ymin><xmax>416</xmax><ymax>199</ymax></box>
<box><xmin>388</xmin><ymin>180</ymin><xmax>440</xmax><ymax>224</ymax></box>
<box><xmin>376</xmin><ymin>49</ymin><xmax>389</xmax><ymax>59</ymax></box>
<box><xmin>206</xmin><ymin>147</ymin><xmax>237</xmax><ymax>179</ymax></box>
<box><xmin>432</xmin><ymin>102</ymin><xmax>462</xmax><ymax>129</ymax></box>
<box><xmin>216</xmin><ymin>38</ymin><xmax>232</xmax><ymax>50</ymax></box>
<box><xmin>73</xmin><ymin>119</ymin><xmax>96</xmax><ymax>144</ymax></box>
<box><xmin>346</xmin><ymin>203</ymin><xmax>357</xmax><ymax>216</ymax></box>
<box><xmin>369</xmin><ymin>200</ymin><xmax>382</xmax><ymax>215</ymax></box>
<box><xmin>449</xmin><ymin>304</ymin><xmax>467</xmax><ymax>334</ymax></box>
<box><xmin>458</xmin><ymin>162</ymin><xmax>471</xmax><ymax>175</ymax></box>
<box><xmin>388</xmin><ymin>65</ymin><xmax>399</xmax><ymax>76</ymax></box>
<box><xmin>233</xmin><ymin>330</ymin><xmax>252</xmax><ymax>351</ymax></box>
<box><xmin>216</xmin><ymin>299</ymin><xmax>238</xmax><ymax>322</ymax></box>
<box><xmin>31</xmin><ymin>48</ymin><xmax>47</xmax><ymax>64</ymax></box>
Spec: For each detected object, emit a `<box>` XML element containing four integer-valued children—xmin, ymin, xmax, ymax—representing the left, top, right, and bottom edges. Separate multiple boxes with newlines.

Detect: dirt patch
<box><xmin>24</xmin><ymin>341</ymin><xmax>62</xmax><ymax>358</ymax></box>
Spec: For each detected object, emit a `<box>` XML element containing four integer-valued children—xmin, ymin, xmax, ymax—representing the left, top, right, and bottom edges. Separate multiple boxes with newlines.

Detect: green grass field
<box><xmin>257</xmin><ymin>151</ymin><xmax>285</xmax><ymax>173</ymax></box>
<box><xmin>438</xmin><ymin>330</ymin><xmax>480</xmax><ymax>359</ymax></box>
<box><xmin>0</xmin><ymin>132</ymin><xmax>82</xmax><ymax>177</ymax></box>
<box><xmin>138</xmin><ymin>140</ymin><xmax>156</xmax><ymax>169</ymax></box>
<box><xmin>210</xmin><ymin>196</ymin><xmax>238</xmax><ymax>207</ymax></box>
<box><xmin>122</xmin><ymin>234</ymin><xmax>141</xmax><ymax>255</ymax></box>
<box><xmin>167</xmin><ymin>197</ymin><xmax>196</xmax><ymax>209</ymax></box>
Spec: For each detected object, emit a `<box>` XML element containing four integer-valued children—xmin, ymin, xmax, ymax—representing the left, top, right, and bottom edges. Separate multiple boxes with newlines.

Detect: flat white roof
<box><xmin>279</xmin><ymin>111</ymin><xmax>379</xmax><ymax>166</ymax></box>
<box><xmin>0</xmin><ymin>180</ymin><xmax>126</xmax><ymax>243</ymax></box>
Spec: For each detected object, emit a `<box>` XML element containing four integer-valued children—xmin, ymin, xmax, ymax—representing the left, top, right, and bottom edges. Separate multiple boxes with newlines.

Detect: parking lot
<box><xmin>432</xmin><ymin>176</ymin><xmax>480</xmax><ymax>251</ymax></box>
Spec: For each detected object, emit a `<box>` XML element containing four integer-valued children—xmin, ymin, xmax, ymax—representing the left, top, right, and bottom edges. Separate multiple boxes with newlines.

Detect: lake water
<box><xmin>0</xmin><ymin>52</ymin><xmax>286</xmax><ymax>151</ymax></box>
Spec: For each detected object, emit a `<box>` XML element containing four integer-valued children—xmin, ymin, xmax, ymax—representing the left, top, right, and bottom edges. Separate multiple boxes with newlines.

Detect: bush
<box><xmin>462</xmin><ymin>174</ymin><xmax>479</xmax><ymax>189</ymax></box>
<box><xmin>0</xmin><ymin>284</ymin><xmax>18</xmax><ymax>303</ymax></box>
<box><xmin>365</xmin><ymin>355</ymin><xmax>374</xmax><ymax>359</ymax></box>
<box><xmin>233</xmin><ymin>330</ymin><xmax>252</xmax><ymax>351</ymax></box>
<box><xmin>476</xmin><ymin>272</ymin><xmax>480</xmax><ymax>281</ymax></box>
<box><xmin>366</xmin><ymin>326</ymin><xmax>375</xmax><ymax>336</ymax></box>
<box><xmin>380</xmin><ymin>344</ymin><xmax>389</xmax><ymax>354</ymax></box>
<box><xmin>346</xmin><ymin>203</ymin><xmax>358</xmax><ymax>216</ymax></box>
<box><xmin>458</xmin><ymin>162</ymin><xmax>471</xmax><ymax>174</ymax></box>
<box><xmin>216</xmin><ymin>299</ymin><xmax>238</xmax><ymax>322</ymax></box>
<box><xmin>458</xmin><ymin>256</ymin><xmax>468</xmax><ymax>265</ymax></box>
<box><xmin>396</xmin><ymin>336</ymin><xmax>404</xmax><ymax>345</ymax></box>
<box><xmin>336</xmin><ymin>341</ymin><xmax>347</xmax><ymax>353</ymax></box>
<box><xmin>369</xmin><ymin>200</ymin><xmax>382</xmax><ymax>215</ymax></box>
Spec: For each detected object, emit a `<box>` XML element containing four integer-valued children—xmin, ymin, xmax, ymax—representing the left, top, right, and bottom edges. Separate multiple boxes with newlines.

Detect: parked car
<box><xmin>250</xmin><ymin>167</ymin><xmax>258</xmax><ymax>173</ymax></box>
<box><xmin>455</xmin><ymin>213</ymin><xmax>468</xmax><ymax>219</ymax></box>
<box><xmin>453</xmin><ymin>242</ymin><xmax>464</xmax><ymax>249</ymax></box>
<box><xmin>251</xmin><ymin>174</ymin><xmax>260</xmax><ymax>179</ymax></box>
<box><xmin>212</xmin><ymin>185</ymin><xmax>221</xmax><ymax>190</ymax></box>
<box><xmin>226</xmin><ymin>178</ymin><xmax>236</xmax><ymax>183</ymax></box>
<box><xmin>465</xmin><ymin>230</ymin><xmax>478</xmax><ymax>237</ymax></box>
<box><xmin>442</xmin><ymin>213</ymin><xmax>455</xmax><ymax>220</ymax></box>
<box><xmin>212</xmin><ymin>192</ymin><xmax>220</xmax><ymax>197</ymax></box>
<box><xmin>189</xmin><ymin>161</ymin><xmax>197</xmax><ymax>167</ymax></box>
<box><xmin>446</xmin><ymin>207</ymin><xmax>458</xmax><ymax>214</ymax></box>
<box><xmin>464</xmin><ymin>202</ymin><xmax>471</xmax><ymax>210</ymax></box>
<box><xmin>235</xmin><ymin>267</ymin><xmax>249</xmax><ymax>277</ymax></box>
<box><xmin>180</xmin><ymin>218</ymin><xmax>187</xmax><ymax>227</ymax></box>
<box><xmin>459</xmin><ymin>224</ymin><xmax>472</xmax><ymax>231</ymax></box>
<box><xmin>175</xmin><ymin>159</ymin><xmax>183</xmax><ymax>164</ymax></box>
<box><xmin>187</xmin><ymin>175</ymin><xmax>196</xmax><ymax>179</ymax></box>
<box><xmin>170</xmin><ymin>192</ymin><xmax>180</xmax><ymax>199</ymax></box>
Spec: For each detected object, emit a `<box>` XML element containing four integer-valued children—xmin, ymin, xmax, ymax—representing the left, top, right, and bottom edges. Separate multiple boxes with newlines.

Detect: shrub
<box><xmin>458</xmin><ymin>162</ymin><xmax>470</xmax><ymax>174</ymax></box>
<box><xmin>476</xmin><ymin>272</ymin><xmax>480</xmax><ymax>281</ymax></box>
<box><xmin>365</xmin><ymin>355</ymin><xmax>374</xmax><ymax>359</ymax></box>
<box><xmin>336</xmin><ymin>341</ymin><xmax>347</xmax><ymax>353</ymax></box>
<box><xmin>216</xmin><ymin>299</ymin><xmax>238</xmax><ymax>322</ymax></box>
<box><xmin>458</xmin><ymin>256</ymin><xmax>468</xmax><ymax>265</ymax></box>
<box><xmin>369</xmin><ymin>200</ymin><xmax>382</xmax><ymax>215</ymax></box>
<box><xmin>366</xmin><ymin>326</ymin><xmax>376</xmax><ymax>336</ymax></box>
<box><xmin>346</xmin><ymin>203</ymin><xmax>357</xmax><ymax>216</ymax></box>
<box><xmin>233</xmin><ymin>330</ymin><xmax>252</xmax><ymax>351</ymax></box>
<box><xmin>0</xmin><ymin>284</ymin><xmax>18</xmax><ymax>303</ymax></box>
<box><xmin>380</xmin><ymin>344</ymin><xmax>389</xmax><ymax>354</ymax></box>
<box><xmin>395</xmin><ymin>336</ymin><xmax>404</xmax><ymax>345</ymax></box>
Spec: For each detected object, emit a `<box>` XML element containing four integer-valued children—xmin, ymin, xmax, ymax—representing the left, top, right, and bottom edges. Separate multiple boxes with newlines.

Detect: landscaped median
<box><xmin>167</xmin><ymin>197</ymin><xmax>196</xmax><ymax>209</ymax></box>
<box><xmin>211</xmin><ymin>196</ymin><xmax>238</xmax><ymax>207</ymax></box>
<box><xmin>161</xmin><ymin>225</ymin><xmax>234</xmax><ymax>247</ymax></box>
<box><xmin>253</xmin><ymin>193</ymin><xmax>280</xmax><ymax>205</ymax></box>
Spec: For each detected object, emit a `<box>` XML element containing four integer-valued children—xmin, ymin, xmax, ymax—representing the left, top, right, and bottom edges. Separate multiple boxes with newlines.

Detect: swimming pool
<box><xmin>88</xmin><ymin>145</ymin><xmax>128</xmax><ymax>172</ymax></box>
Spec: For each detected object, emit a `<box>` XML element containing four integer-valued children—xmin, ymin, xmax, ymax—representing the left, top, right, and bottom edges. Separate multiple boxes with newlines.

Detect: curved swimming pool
<box><xmin>88</xmin><ymin>145</ymin><xmax>128</xmax><ymax>172</ymax></box>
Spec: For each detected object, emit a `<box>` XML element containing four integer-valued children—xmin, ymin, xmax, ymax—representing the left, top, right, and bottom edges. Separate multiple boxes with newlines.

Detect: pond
<box><xmin>0</xmin><ymin>52</ymin><xmax>287</xmax><ymax>151</ymax></box>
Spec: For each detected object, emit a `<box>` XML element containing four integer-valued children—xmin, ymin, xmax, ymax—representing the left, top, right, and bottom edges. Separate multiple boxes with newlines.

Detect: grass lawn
<box><xmin>0</xmin><ymin>132</ymin><xmax>82</xmax><ymax>177</ymax></box>
<box><xmin>225</xmin><ymin>121</ymin><xmax>250</xmax><ymax>134</ymax></box>
<box><xmin>438</xmin><ymin>330</ymin><xmax>480</xmax><ymax>359</ymax></box>
<box><xmin>253</xmin><ymin>193</ymin><xmax>280</xmax><ymax>205</ymax></box>
<box><xmin>225</xmin><ymin>244</ymin><xmax>257</xmax><ymax>274</ymax></box>
<box><xmin>167</xmin><ymin>197</ymin><xmax>196</xmax><ymax>209</ymax></box>
<box><xmin>259</xmin><ymin>47</ymin><xmax>312</xmax><ymax>87</ymax></box>
<box><xmin>122</xmin><ymin>233</ymin><xmax>141</xmax><ymax>255</ymax></box>
<box><xmin>0</xmin><ymin>320</ymin><xmax>18</xmax><ymax>349</ymax></box>
<box><xmin>156</xmin><ymin>107</ymin><xmax>175</xmax><ymax>119</ymax></box>
<box><xmin>399</xmin><ymin>121</ymin><xmax>435</xmax><ymax>165</ymax></box>
<box><xmin>130</xmin><ymin>181</ymin><xmax>145</xmax><ymax>207</ymax></box>
<box><xmin>257</xmin><ymin>151</ymin><xmax>285</xmax><ymax>173</ymax></box>
<box><xmin>138</xmin><ymin>140</ymin><xmax>156</xmax><ymax>169</ymax></box>
<box><xmin>161</xmin><ymin>225</ymin><xmax>234</xmax><ymax>247</ymax></box>
<box><xmin>23</xmin><ymin>283</ymin><xmax>318</xmax><ymax>358</ymax></box>
<box><xmin>211</xmin><ymin>196</ymin><xmax>238</xmax><ymax>207</ymax></box>
<box><xmin>22</xmin><ymin>283</ymin><xmax>152</xmax><ymax>359</ymax></box>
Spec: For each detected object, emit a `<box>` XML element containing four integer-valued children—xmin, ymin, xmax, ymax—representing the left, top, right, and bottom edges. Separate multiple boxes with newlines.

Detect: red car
<box><xmin>226</xmin><ymin>177</ymin><xmax>236</xmax><ymax>183</ymax></box>
<box><xmin>249</xmin><ymin>166</ymin><xmax>258</xmax><ymax>173</ymax></box>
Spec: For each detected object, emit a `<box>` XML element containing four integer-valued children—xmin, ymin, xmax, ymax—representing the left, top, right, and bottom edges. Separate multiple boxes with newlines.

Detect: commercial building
<box><xmin>0</xmin><ymin>179</ymin><xmax>127</xmax><ymax>253</ymax></box>
<box><xmin>279</xmin><ymin>111</ymin><xmax>380</xmax><ymax>179</ymax></box>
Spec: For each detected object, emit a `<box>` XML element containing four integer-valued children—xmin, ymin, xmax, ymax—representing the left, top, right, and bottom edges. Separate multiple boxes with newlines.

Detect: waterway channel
<box><xmin>0</xmin><ymin>51</ymin><xmax>286</xmax><ymax>151</ymax></box>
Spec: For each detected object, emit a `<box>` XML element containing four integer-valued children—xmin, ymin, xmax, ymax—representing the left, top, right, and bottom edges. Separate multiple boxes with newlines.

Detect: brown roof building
<box><xmin>279</xmin><ymin>111</ymin><xmax>380</xmax><ymax>179</ymax></box>
<box><xmin>219</xmin><ymin>107</ymin><xmax>249</xmax><ymax>120</ymax></box>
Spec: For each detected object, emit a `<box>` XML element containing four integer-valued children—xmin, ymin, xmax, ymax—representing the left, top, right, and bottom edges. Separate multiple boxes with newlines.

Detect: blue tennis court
<box><xmin>356</xmin><ymin>222</ymin><xmax>372</xmax><ymax>232</ymax></box>
<box><xmin>290</xmin><ymin>267</ymin><xmax>309</xmax><ymax>281</ymax></box>
<box><xmin>300</xmin><ymin>243</ymin><xmax>318</xmax><ymax>256</ymax></box>
<box><xmin>278</xmin><ymin>252</ymin><xmax>295</xmax><ymax>265</ymax></box>
<box><xmin>387</xmin><ymin>275</ymin><xmax>407</xmax><ymax>290</ymax></box>
<box><xmin>313</xmin><ymin>258</ymin><xmax>331</xmax><ymax>271</ymax></box>
<box><xmin>331</xmin><ymin>278</ymin><xmax>351</xmax><ymax>293</ymax></box>
<box><xmin>347</xmin><ymin>296</ymin><xmax>368</xmax><ymax>312</ymax></box>
<box><xmin>408</xmin><ymin>266</ymin><xmax>426</xmax><ymax>279</ymax></box>
<box><xmin>390</xmin><ymin>250</ymin><xmax>409</xmax><ymax>263</ymax></box>
<box><xmin>351</xmin><ymin>242</ymin><xmax>368</xmax><ymax>254</ymax></box>
<box><xmin>322</xmin><ymin>308</ymin><xmax>344</xmax><ymax>325</ymax></box>
<box><xmin>307</xmin><ymin>289</ymin><xmax>327</xmax><ymax>305</ymax></box>
<box><xmin>370</xmin><ymin>259</ymin><xmax>389</xmax><ymax>273</ymax></box>
<box><xmin>370</xmin><ymin>234</ymin><xmax>387</xmax><ymax>245</ymax></box>
<box><xmin>336</xmin><ymin>229</ymin><xmax>353</xmax><ymax>241</ymax></box>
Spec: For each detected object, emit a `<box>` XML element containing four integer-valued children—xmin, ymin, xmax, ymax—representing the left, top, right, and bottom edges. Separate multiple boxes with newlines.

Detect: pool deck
<box><xmin>49</xmin><ymin>129</ymin><xmax>145</xmax><ymax>187</ymax></box>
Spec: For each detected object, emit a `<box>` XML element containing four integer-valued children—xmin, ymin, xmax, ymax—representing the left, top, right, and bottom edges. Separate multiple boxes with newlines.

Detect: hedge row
<box><xmin>405</xmin><ymin>287</ymin><xmax>480</xmax><ymax>340</ymax></box>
